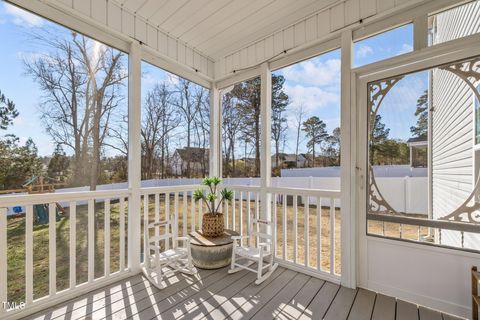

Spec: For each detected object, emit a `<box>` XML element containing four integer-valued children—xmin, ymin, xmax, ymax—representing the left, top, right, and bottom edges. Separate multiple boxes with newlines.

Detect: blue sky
<box><xmin>0</xmin><ymin>1</ymin><xmax>425</xmax><ymax>156</ymax></box>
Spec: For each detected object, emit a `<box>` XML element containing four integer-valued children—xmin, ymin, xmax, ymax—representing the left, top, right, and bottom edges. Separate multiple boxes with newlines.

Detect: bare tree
<box><xmin>222</xmin><ymin>94</ymin><xmax>243</xmax><ymax>176</ymax></box>
<box><xmin>293</xmin><ymin>104</ymin><xmax>307</xmax><ymax>167</ymax></box>
<box><xmin>141</xmin><ymin>83</ymin><xmax>178</xmax><ymax>179</ymax></box>
<box><xmin>24</xmin><ymin>31</ymin><xmax>127</xmax><ymax>190</ymax></box>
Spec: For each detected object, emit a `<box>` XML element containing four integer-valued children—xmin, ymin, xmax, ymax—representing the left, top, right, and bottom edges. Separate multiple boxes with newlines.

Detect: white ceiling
<box><xmin>116</xmin><ymin>0</ymin><xmax>342</xmax><ymax>60</ymax></box>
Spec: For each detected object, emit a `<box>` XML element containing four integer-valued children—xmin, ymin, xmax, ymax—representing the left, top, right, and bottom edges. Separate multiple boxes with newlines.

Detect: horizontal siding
<box><xmin>432</xmin><ymin>64</ymin><xmax>474</xmax><ymax>223</ymax></box>
<box><xmin>51</xmin><ymin>0</ymin><xmax>214</xmax><ymax>79</ymax></box>
<box><xmin>431</xmin><ymin>1</ymin><xmax>480</xmax><ymax>255</ymax></box>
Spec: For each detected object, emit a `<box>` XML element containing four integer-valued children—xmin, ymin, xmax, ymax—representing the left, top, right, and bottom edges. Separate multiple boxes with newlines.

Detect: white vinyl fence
<box><xmin>3</xmin><ymin>176</ymin><xmax>428</xmax><ymax>216</ymax></box>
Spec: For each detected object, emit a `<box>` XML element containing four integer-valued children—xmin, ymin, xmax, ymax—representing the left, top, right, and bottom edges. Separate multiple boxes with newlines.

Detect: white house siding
<box><xmin>431</xmin><ymin>1</ymin><xmax>480</xmax><ymax>250</ymax></box>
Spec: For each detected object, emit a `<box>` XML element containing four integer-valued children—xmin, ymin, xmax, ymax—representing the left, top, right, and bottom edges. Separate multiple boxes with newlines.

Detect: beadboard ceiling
<box><xmin>115</xmin><ymin>0</ymin><xmax>341</xmax><ymax>60</ymax></box>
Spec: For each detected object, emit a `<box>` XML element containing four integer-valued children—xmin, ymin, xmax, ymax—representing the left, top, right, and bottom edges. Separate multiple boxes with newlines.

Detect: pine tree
<box><xmin>410</xmin><ymin>90</ymin><xmax>428</xmax><ymax>139</ymax></box>
<box><xmin>302</xmin><ymin>116</ymin><xmax>328</xmax><ymax>167</ymax></box>
<box><xmin>0</xmin><ymin>90</ymin><xmax>19</xmax><ymax>130</ymax></box>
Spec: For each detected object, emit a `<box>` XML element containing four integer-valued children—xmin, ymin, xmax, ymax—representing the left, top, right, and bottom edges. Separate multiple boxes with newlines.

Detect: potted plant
<box><xmin>193</xmin><ymin>177</ymin><xmax>233</xmax><ymax>237</ymax></box>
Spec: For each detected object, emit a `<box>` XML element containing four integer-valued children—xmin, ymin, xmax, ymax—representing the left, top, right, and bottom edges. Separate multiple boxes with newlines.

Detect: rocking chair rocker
<box><xmin>142</xmin><ymin>219</ymin><xmax>196</xmax><ymax>289</ymax></box>
<box><xmin>228</xmin><ymin>218</ymin><xmax>278</xmax><ymax>284</ymax></box>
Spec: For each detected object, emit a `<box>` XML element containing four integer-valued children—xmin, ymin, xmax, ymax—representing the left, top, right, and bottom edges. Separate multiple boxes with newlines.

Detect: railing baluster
<box><xmin>225</xmin><ymin>199</ymin><xmax>229</xmax><ymax>229</ymax></box>
<box><xmin>239</xmin><ymin>192</ymin><xmax>243</xmax><ymax>236</ymax></box>
<box><xmin>154</xmin><ymin>193</ymin><xmax>159</xmax><ymax>226</ymax></box>
<box><xmin>174</xmin><ymin>192</ymin><xmax>179</xmax><ymax>242</ymax></box>
<box><xmin>105</xmin><ymin>199</ymin><xmax>111</xmax><ymax>277</ymax></box>
<box><xmin>191</xmin><ymin>193</ymin><xmax>195</xmax><ymax>232</ymax></box>
<box><xmin>25</xmin><ymin>205</ymin><xmax>33</xmax><ymax>305</ymax></box>
<box><xmin>293</xmin><ymin>195</ymin><xmax>298</xmax><ymax>264</ymax></box>
<box><xmin>165</xmin><ymin>193</ymin><xmax>170</xmax><ymax>250</ymax></box>
<box><xmin>316</xmin><ymin>197</ymin><xmax>321</xmax><ymax>271</ymax></box>
<box><xmin>198</xmin><ymin>198</ymin><xmax>203</xmax><ymax>230</ymax></box>
<box><xmin>330</xmin><ymin>198</ymin><xmax>335</xmax><ymax>275</ymax></box>
<box><xmin>273</xmin><ymin>193</ymin><xmax>277</xmax><ymax>257</ymax></box>
<box><xmin>119</xmin><ymin>197</ymin><xmax>125</xmax><ymax>270</ymax></box>
<box><xmin>247</xmin><ymin>192</ymin><xmax>251</xmax><ymax>244</ymax></box>
<box><xmin>49</xmin><ymin>202</ymin><xmax>57</xmax><ymax>294</ymax></box>
<box><xmin>232</xmin><ymin>191</ymin><xmax>236</xmax><ymax>231</ymax></box>
<box><xmin>282</xmin><ymin>193</ymin><xmax>287</xmax><ymax>261</ymax></box>
<box><xmin>0</xmin><ymin>208</ymin><xmax>6</xmax><ymax>313</ymax></box>
<box><xmin>87</xmin><ymin>200</ymin><xmax>94</xmax><ymax>283</ymax></box>
<box><xmin>183</xmin><ymin>191</ymin><xmax>187</xmax><ymax>236</ymax></box>
<box><xmin>69</xmin><ymin>201</ymin><xmax>76</xmax><ymax>288</ymax></box>
<box><xmin>304</xmin><ymin>195</ymin><xmax>309</xmax><ymax>267</ymax></box>
<box><xmin>143</xmin><ymin>195</ymin><xmax>148</xmax><ymax>267</ymax></box>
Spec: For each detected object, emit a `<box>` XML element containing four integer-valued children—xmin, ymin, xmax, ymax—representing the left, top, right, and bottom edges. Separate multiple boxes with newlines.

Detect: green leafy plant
<box><xmin>193</xmin><ymin>176</ymin><xmax>233</xmax><ymax>215</ymax></box>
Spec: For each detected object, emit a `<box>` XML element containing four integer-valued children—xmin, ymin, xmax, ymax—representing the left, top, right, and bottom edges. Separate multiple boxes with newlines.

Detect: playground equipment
<box><xmin>2</xmin><ymin>175</ymin><xmax>66</xmax><ymax>224</ymax></box>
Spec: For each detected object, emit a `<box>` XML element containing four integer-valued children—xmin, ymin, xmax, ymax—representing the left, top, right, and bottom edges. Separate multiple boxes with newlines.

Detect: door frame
<box><xmin>353</xmin><ymin>32</ymin><xmax>480</xmax><ymax>288</ymax></box>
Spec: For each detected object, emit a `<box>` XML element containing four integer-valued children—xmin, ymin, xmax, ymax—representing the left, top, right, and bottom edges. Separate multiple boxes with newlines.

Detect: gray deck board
<box><xmin>250</xmin><ymin>272</ymin><xmax>310</xmax><ymax>320</ymax></box>
<box><xmin>274</xmin><ymin>277</ymin><xmax>325</xmax><ymax>320</ymax></box>
<box><xmin>179</xmin><ymin>271</ymin><xmax>258</xmax><ymax>320</ymax></box>
<box><xmin>347</xmin><ymin>288</ymin><xmax>376</xmax><ymax>320</ymax></box>
<box><xmin>201</xmin><ymin>267</ymin><xmax>286</xmax><ymax>320</ymax></box>
<box><xmin>299</xmin><ymin>281</ymin><xmax>340</xmax><ymax>319</ymax></box>
<box><xmin>371</xmin><ymin>293</ymin><xmax>396</xmax><ymax>320</ymax></box>
<box><xmin>419</xmin><ymin>306</ymin><xmax>443</xmax><ymax>320</ymax></box>
<box><xmin>396</xmin><ymin>299</ymin><xmax>419</xmax><ymax>320</ymax></box>
<box><xmin>323</xmin><ymin>286</ymin><xmax>357</xmax><ymax>320</ymax></box>
<box><xmin>24</xmin><ymin>267</ymin><xmax>468</xmax><ymax>320</ymax></box>
<box><xmin>227</xmin><ymin>268</ymin><xmax>297</xmax><ymax>320</ymax></box>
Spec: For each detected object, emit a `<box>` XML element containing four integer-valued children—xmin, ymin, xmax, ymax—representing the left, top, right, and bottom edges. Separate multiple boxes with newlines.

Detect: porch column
<box><xmin>260</xmin><ymin>63</ymin><xmax>272</xmax><ymax>223</ymax></box>
<box><xmin>209</xmin><ymin>83</ymin><xmax>221</xmax><ymax>177</ymax></box>
<box><xmin>340</xmin><ymin>30</ymin><xmax>355</xmax><ymax>288</ymax></box>
<box><xmin>128</xmin><ymin>41</ymin><xmax>142</xmax><ymax>273</ymax></box>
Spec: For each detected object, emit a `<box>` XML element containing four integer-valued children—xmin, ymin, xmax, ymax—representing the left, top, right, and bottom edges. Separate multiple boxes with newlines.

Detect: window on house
<box><xmin>353</xmin><ymin>24</ymin><xmax>414</xmax><ymax>68</ymax></box>
<box><xmin>429</xmin><ymin>1</ymin><xmax>480</xmax><ymax>46</ymax></box>
<box><xmin>271</xmin><ymin>49</ymin><xmax>341</xmax><ymax>181</ymax></box>
<box><xmin>366</xmin><ymin>55</ymin><xmax>480</xmax><ymax>252</ymax></box>
<box><xmin>140</xmin><ymin>61</ymin><xmax>210</xmax><ymax>183</ymax></box>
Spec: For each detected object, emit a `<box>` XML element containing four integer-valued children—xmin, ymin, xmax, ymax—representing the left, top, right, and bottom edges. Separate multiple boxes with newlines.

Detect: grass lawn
<box><xmin>8</xmin><ymin>194</ymin><xmax>424</xmax><ymax>304</ymax></box>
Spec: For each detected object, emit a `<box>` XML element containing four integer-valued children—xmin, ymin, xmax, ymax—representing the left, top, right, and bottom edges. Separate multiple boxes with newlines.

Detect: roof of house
<box><xmin>175</xmin><ymin>147</ymin><xmax>209</xmax><ymax>162</ymax></box>
<box><xmin>272</xmin><ymin>153</ymin><xmax>305</xmax><ymax>162</ymax></box>
<box><xmin>407</xmin><ymin>137</ymin><xmax>427</xmax><ymax>143</ymax></box>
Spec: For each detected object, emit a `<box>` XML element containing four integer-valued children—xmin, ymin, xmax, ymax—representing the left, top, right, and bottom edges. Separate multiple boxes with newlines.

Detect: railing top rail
<box><xmin>220</xmin><ymin>185</ymin><xmax>341</xmax><ymax>197</ymax></box>
<box><xmin>139</xmin><ymin>184</ymin><xmax>205</xmax><ymax>195</ymax></box>
<box><xmin>0</xmin><ymin>189</ymin><xmax>130</xmax><ymax>207</ymax></box>
<box><xmin>265</xmin><ymin>186</ymin><xmax>341</xmax><ymax>198</ymax></box>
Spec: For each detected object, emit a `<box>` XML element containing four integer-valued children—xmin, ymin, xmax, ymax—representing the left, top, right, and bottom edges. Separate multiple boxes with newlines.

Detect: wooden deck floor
<box><xmin>27</xmin><ymin>267</ymin><xmax>464</xmax><ymax>320</ymax></box>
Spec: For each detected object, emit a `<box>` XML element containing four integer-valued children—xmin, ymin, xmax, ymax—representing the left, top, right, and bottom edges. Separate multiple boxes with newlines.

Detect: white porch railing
<box><xmin>0</xmin><ymin>189</ymin><xmax>131</xmax><ymax>319</ymax></box>
<box><xmin>140</xmin><ymin>185</ymin><xmax>341</xmax><ymax>282</ymax></box>
<box><xmin>1</xmin><ymin>185</ymin><xmax>340</xmax><ymax>318</ymax></box>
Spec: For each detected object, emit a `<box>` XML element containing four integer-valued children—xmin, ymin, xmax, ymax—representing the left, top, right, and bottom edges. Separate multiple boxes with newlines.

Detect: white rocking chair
<box><xmin>142</xmin><ymin>219</ymin><xmax>196</xmax><ymax>289</ymax></box>
<box><xmin>228</xmin><ymin>218</ymin><xmax>278</xmax><ymax>284</ymax></box>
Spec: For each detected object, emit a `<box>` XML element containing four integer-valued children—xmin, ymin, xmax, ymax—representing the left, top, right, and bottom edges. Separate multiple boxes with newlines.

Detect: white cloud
<box><xmin>4</xmin><ymin>3</ymin><xmax>43</xmax><ymax>27</ymax></box>
<box><xmin>280</xmin><ymin>58</ymin><xmax>340</xmax><ymax>87</ymax></box>
<box><xmin>396</xmin><ymin>43</ymin><xmax>413</xmax><ymax>56</ymax></box>
<box><xmin>284</xmin><ymin>84</ymin><xmax>339</xmax><ymax>113</ymax></box>
<box><xmin>356</xmin><ymin>45</ymin><xmax>374</xmax><ymax>58</ymax></box>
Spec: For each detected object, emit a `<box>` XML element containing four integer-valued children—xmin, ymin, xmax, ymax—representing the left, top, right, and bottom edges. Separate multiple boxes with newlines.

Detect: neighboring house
<box><xmin>430</xmin><ymin>2</ymin><xmax>480</xmax><ymax>249</ymax></box>
<box><xmin>271</xmin><ymin>153</ymin><xmax>307</xmax><ymax>168</ymax></box>
<box><xmin>407</xmin><ymin>137</ymin><xmax>427</xmax><ymax>168</ymax></box>
<box><xmin>170</xmin><ymin>147</ymin><xmax>209</xmax><ymax>177</ymax></box>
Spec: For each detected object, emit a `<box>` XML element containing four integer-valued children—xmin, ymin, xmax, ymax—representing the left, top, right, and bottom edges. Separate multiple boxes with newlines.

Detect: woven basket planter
<box><xmin>201</xmin><ymin>213</ymin><xmax>224</xmax><ymax>237</ymax></box>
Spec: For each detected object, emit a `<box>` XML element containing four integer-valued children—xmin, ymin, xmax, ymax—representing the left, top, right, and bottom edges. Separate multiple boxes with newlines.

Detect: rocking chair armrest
<box><xmin>258</xmin><ymin>242</ymin><xmax>269</xmax><ymax>248</ymax></box>
<box><xmin>176</xmin><ymin>236</ymin><xmax>191</xmax><ymax>243</ymax></box>
<box><xmin>231</xmin><ymin>235</ymin><xmax>248</xmax><ymax>241</ymax></box>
